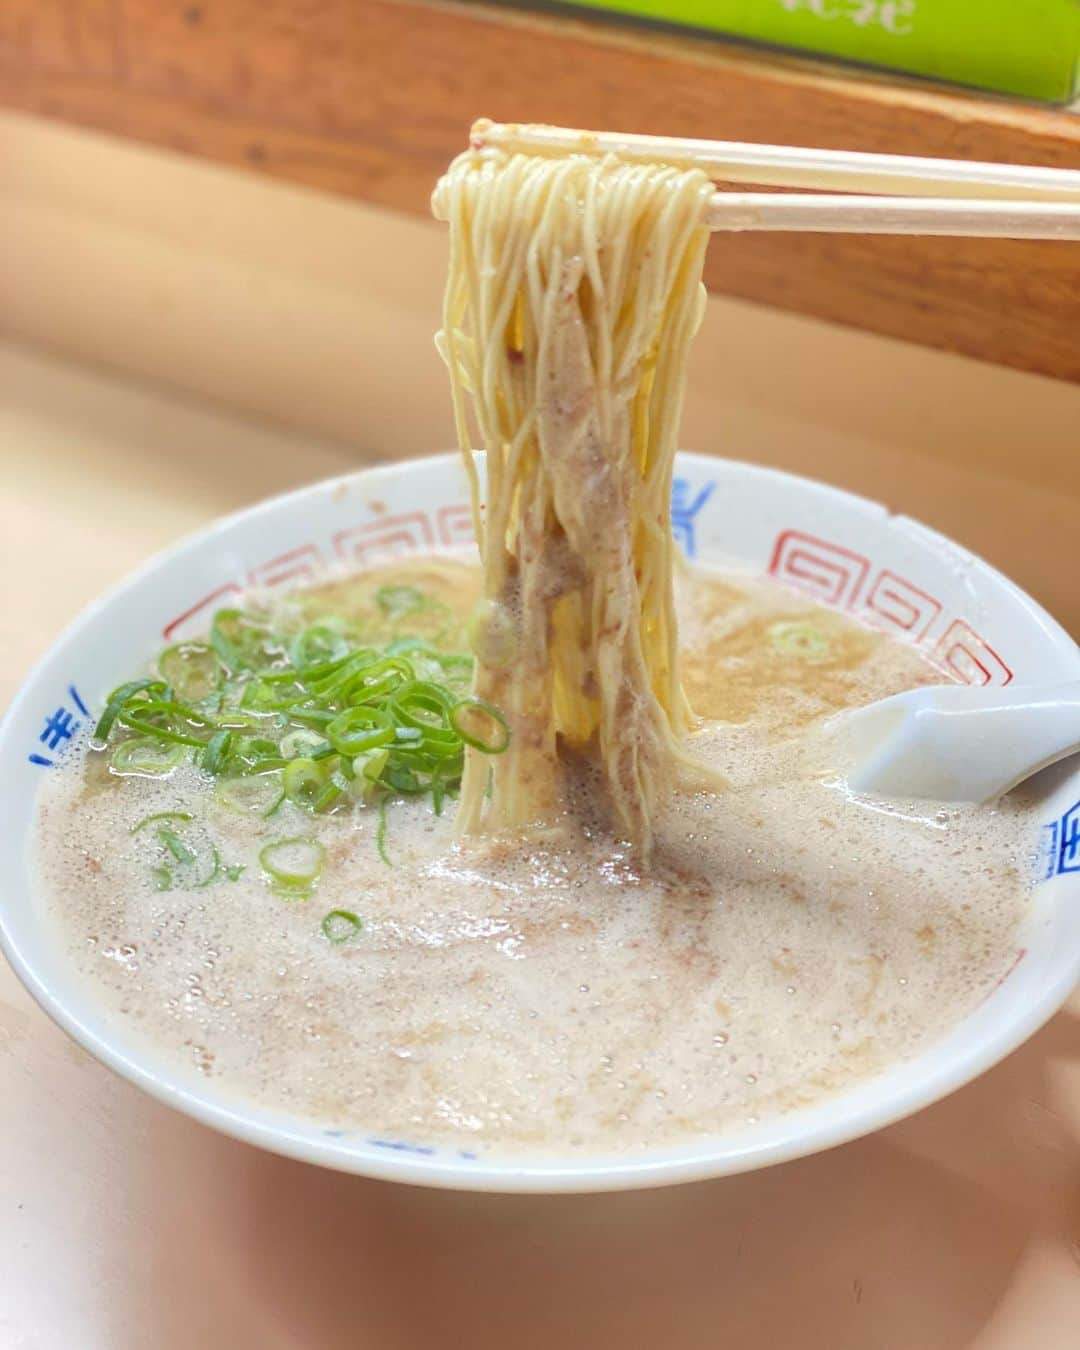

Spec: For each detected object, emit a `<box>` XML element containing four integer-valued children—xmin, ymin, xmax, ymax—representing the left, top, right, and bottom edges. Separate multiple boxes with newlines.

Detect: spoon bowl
<box><xmin>822</xmin><ymin>680</ymin><xmax>1080</xmax><ymax>802</ymax></box>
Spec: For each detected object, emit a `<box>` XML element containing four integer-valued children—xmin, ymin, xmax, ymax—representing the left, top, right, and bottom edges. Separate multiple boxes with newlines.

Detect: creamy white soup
<box><xmin>35</xmin><ymin>558</ymin><xmax>1034</xmax><ymax>1155</ymax></box>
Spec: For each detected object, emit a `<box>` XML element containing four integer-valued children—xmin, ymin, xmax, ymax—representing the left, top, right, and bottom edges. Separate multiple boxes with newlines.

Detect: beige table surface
<box><xmin>1</xmin><ymin>338</ymin><xmax>1078</xmax><ymax>1350</ymax></box>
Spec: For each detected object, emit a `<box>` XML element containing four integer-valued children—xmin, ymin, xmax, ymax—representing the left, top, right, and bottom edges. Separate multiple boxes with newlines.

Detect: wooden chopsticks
<box><xmin>469</xmin><ymin>120</ymin><xmax>1080</xmax><ymax>241</ymax></box>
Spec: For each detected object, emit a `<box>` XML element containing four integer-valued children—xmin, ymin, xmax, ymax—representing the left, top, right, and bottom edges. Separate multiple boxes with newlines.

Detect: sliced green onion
<box><xmin>415</xmin><ymin>726</ymin><xmax>463</xmax><ymax>759</ymax></box>
<box><xmin>386</xmin><ymin>638</ymin><xmax>473</xmax><ymax>678</ymax></box>
<box><xmin>150</xmin><ymin>827</ymin><xmax>219</xmax><ymax>889</ymax></box>
<box><xmin>280</xmin><ymin>728</ymin><xmax>330</xmax><ymax>760</ymax></box>
<box><xmin>306</xmin><ymin>651</ymin><xmax>384</xmax><ymax>700</ymax></box>
<box><xmin>157</xmin><ymin>642</ymin><xmax>222</xmax><ymax>702</ymax></box>
<box><xmin>391</xmin><ymin>680</ymin><xmax>454</xmax><ymax>729</ymax></box>
<box><xmin>201</xmin><ymin>729</ymin><xmax>233</xmax><ymax>775</ymax></box>
<box><xmin>325</xmin><ymin>706</ymin><xmax>395</xmax><ymax>756</ymax></box>
<box><xmin>313</xmin><ymin>778</ymin><xmax>345</xmax><ymax>813</ymax></box>
<box><xmin>375</xmin><ymin>795</ymin><xmax>392</xmax><ymax>866</ymax></box>
<box><xmin>215</xmin><ymin>773</ymin><xmax>285</xmax><ymax>817</ymax></box>
<box><xmin>259</xmin><ymin>837</ymin><xmax>325</xmax><ymax>892</ymax></box>
<box><xmin>768</xmin><ymin>620</ymin><xmax>830</xmax><ymax>662</ymax></box>
<box><xmin>109</xmin><ymin>737</ymin><xmax>186</xmax><ymax>776</ymax></box>
<box><xmin>358</xmin><ymin>747</ymin><xmax>390</xmax><ymax>780</ymax></box>
<box><xmin>262</xmin><ymin>648</ymin><xmax>373</xmax><ymax>686</ymax></box>
<box><xmin>283</xmin><ymin>757</ymin><xmax>329</xmax><ymax>811</ymax></box>
<box><xmin>227</xmin><ymin>735</ymin><xmax>285</xmax><ymax>773</ymax></box>
<box><xmin>125</xmin><ymin>697</ymin><xmax>214</xmax><ymax>723</ymax></box>
<box><xmin>351</xmin><ymin>747</ymin><xmax>390</xmax><ymax>798</ymax></box>
<box><xmin>450</xmin><ymin>697</ymin><xmax>510</xmax><ymax>754</ymax></box>
<box><xmin>332</xmin><ymin>654</ymin><xmax>413</xmax><ymax>701</ymax></box>
<box><xmin>321</xmin><ymin>909</ymin><xmax>362</xmax><ymax>944</ymax></box>
<box><xmin>131</xmin><ymin>811</ymin><xmax>193</xmax><ymax>834</ymax></box>
<box><xmin>194</xmin><ymin>847</ymin><xmax>223</xmax><ymax>888</ymax></box>
<box><xmin>431</xmin><ymin>766</ymin><xmax>447</xmax><ymax>817</ymax></box>
<box><xmin>92</xmin><ymin>583</ymin><xmax>506</xmax><ymax>838</ymax></box>
<box><xmin>376</xmin><ymin>584</ymin><xmax>426</xmax><ymax>618</ymax></box>
<box><xmin>157</xmin><ymin>827</ymin><xmax>196</xmax><ymax>865</ymax></box>
<box><xmin>286</xmin><ymin>709</ymin><xmax>337</xmax><ymax>729</ymax></box>
<box><xmin>210</xmin><ymin>608</ymin><xmax>275</xmax><ymax>672</ymax></box>
<box><xmin>92</xmin><ymin>679</ymin><xmax>163</xmax><ymax>746</ymax></box>
<box><xmin>240</xmin><ymin>735</ymin><xmax>280</xmax><ymax>757</ymax></box>
<box><xmin>116</xmin><ymin>705</ymin><xmax>208</xmax><ymax>748</ymax></box>
<box><xmin>214</xmin><ymin>711</ymin><xmax>270</xmax><ymax>732</ymax></box>
<box><xmin>383</xmin><ymin>763</ymin><xmax>429</xmax><ymax>794</ymax></box>
<box><xmin>240</xmin><ymin>678</ymin><xmax>301</xmax><ymax>712</ymax></box>
<box><xmin>289</xmin><ymin>624</ymin><xmax>350</xmax><ymax>669</ymax></box>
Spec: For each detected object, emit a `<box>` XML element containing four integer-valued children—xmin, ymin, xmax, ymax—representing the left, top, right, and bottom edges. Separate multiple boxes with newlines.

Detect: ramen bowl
<box><xmin>2</xmin><ymin>452</ymin><xmax>1078</xmax><ymax>1192</ymax></box>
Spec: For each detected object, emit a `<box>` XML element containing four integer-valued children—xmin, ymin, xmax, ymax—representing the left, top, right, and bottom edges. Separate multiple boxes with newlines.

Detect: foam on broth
<box><xmin>34</xmin><ymin>559</ymin><xmax>1036</xmax><ymax>1155</ymax></box>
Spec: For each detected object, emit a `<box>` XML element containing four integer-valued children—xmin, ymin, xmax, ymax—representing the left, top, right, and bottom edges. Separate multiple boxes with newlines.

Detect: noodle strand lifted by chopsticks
<box><xmin>433</xmin><ymin>147</ymin><xmax>717</xmax><ymax>855</ymax></box>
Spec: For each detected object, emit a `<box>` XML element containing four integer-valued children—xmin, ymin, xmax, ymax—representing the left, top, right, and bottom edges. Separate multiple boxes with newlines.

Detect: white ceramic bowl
<box><xmin>3</xmin><ymin>453</ymin><xmax>1078</xmax><ymax>1192</ymax></box>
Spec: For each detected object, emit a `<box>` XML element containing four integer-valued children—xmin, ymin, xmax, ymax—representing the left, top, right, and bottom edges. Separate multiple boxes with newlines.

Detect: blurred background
<box><xmin>1</xmin><ymin>4</ymin><xmax>1078</xmax><ymax>1347</ymax></box>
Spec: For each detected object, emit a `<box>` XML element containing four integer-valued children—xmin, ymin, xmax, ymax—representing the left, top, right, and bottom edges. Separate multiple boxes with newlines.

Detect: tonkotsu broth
<box><xmin>35</xmin><ymin>558</ymin><xmax>1034</xmax><ymax>1155</ymax></box>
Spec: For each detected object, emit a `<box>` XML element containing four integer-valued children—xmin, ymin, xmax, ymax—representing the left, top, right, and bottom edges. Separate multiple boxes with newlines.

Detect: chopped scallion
<box><xmin>376</xmin><ymin>584</ymin><xmax>426</xmax><ymax>618</ymax></box>
<box><xmin>131</xmin><ymin>811</ymin><xmax>193</xmax><ymax>833</ymax></box>
<box><xmin>768</xmin><ymin>620</ymin><xmax>831</xmax><ymax>663</ymax></box>
<box><xmin>157</xmin><ymin>642</ymin><xmax>222</xmax><ymax>702</ymax></box>
<box><xmin>376</xmin><ymin>796</ymin><xmax>392</xmax><ymax>866</ymax></box>
<box><xmin>201</xmin><ymin>729</ymin><xmax>233</xmax><ymax>775</ymax></box>
<box><xmin>289</xmin><ymin>624</ymin><xmax>351</xmax><ymax>670</ymax></box>
<box><xmin>93</xmin><ymin>679</ymin><xmax>163</xmax><ymax>746</ymax></box>
<box><xmin>109</xmin><ymin>737</ymin><xmax>186</xmax><ymax>776</ymax></box>
<box><xmin>215</xmin><ymin>773</ymin><xmax>285</xmax><ymax>817</ymax></box>
<box><xmin>450</xmin><ymin>697</ymin><xmax>510</xmax><ymax>754</ymax></box>
<box><xmin>158</xmin><ymin>827</ymin><xmax>196</xmax><ymax>865</ymax></box>
<box><xmin>91</xmin><ymin>588</ymin><xmax>509</xmax><ymax>835</ymax></box>
<box><xmin>325</xmin><ymin>706</ymin><xmax>395</xmax><ymax>757</ymax></box>
<box><xmin>321</xmin><ymin>909</ymin><xmax>362</xmax><ymax>944</ymax></box>
<box><xmin>283</xmin><ymin>758</ymin><xmax>329</xmax><ymax>811</ymax></box>
<box><xmin>259</xmin><ymin>837</ymin><xmax>325</xmax><ymax>894</ymax></box>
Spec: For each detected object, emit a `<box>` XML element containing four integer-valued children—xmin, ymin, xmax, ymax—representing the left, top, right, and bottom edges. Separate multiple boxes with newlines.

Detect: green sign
<box><xmin>565</xmin><ymin>1</ymin><xmax>1080</xmax><ymax>102</ymax></box>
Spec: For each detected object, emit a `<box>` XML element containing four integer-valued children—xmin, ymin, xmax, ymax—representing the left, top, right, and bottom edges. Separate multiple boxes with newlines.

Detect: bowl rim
<box><xmin>2</xmin><ymin>451</ymin><xmax>1078</xmax><ymax>1193</ymax></box>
